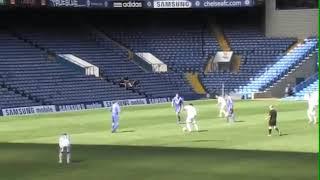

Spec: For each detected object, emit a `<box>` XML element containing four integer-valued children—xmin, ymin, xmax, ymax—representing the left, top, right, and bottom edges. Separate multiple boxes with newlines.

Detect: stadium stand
<box><xmin>102</xmin><ymin>22</ymin><xmax>220</xmax><ymax>72</ymax></box>
<box><xmin>200</xmin><ymin>26</ymin><xmax>297</xmax><ymax>94</ymax></box>
<box><xmin>11</xmin><ymin>22</ymin><xmax>196</xmax><ymax>99</ymax></box>
<box><xmin>0</xmin><ymin>87</ymin><xmax>40</xmax><ymax>109</ymax></box>
<box><xmin>237</xmin><ymin>38</ymin><xmax>317</xmax><ymax>94</ymax></box>
<box><xmin>100</xmin><ymin>21</ymin><xmax>303</xmax><ymax>96</ymax></box>
<box><xmin>0</xmin><ymin>11</ymin><xmax>316</xmax><ymax>109</ymax></box>
<box><xmin>0</xmin><ymin>29</ymin><xmax>144</xmax><ymax>105</ymax></box>
<box><xmin>283</xmin><ymin>73</ymin><xmax>319</xmax><ymax>100</ymax></box>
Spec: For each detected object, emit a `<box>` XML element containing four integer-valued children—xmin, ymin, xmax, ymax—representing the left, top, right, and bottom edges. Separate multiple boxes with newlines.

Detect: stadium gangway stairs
<box><xmin>236</xmin><ymin>38</ymin><xmax>318</xmax><ymax>95</ymax></box>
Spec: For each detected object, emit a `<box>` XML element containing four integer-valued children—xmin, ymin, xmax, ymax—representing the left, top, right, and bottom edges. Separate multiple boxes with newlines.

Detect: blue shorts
<box><xmin>175</xmin><ymin>106</ymin><xmax>182</xmax><ymax>113</ymax></box>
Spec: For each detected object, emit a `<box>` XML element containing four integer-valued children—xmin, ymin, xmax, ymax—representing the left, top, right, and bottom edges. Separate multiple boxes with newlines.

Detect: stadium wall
<box><xmin>265</xmin><ymin>0</ymin><xmax>318</xmax><ymax>39</ymax></box>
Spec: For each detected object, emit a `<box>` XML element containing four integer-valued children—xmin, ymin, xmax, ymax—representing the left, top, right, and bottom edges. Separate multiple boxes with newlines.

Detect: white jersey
<box><xmin>307</xmin><ymin>91</ymin><xmax>318</xmax><ymax>110</ymax></box>
<box><xmin>217</xmin><ymin>96</ymin><xmax>226</xmax><ymax>107</ymax></box>
<box><xmin>311</xmin><ymin>91</ymin><xmax>318</xmax><ymax>106</ymax></box>
<box><xmin>184</xmin><ymin>105</ymin><xmax>197</xmax><ymax>118</ymax></box>
<box><xmin>59</xmin><ymin>134</ymin><xmax>70</xmax><ymax>148</ymax></box>
<box><xmin>112</xmin><ymin>103</ymin><xmax>121</xmax><ymax>115</ymax></box>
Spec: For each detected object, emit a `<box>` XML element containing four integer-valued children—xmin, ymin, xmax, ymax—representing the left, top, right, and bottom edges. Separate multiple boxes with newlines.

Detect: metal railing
<box><xmin>294</xmin><ymin>72</ymin><xmax>318</xmax><ymax>92</ymax></box>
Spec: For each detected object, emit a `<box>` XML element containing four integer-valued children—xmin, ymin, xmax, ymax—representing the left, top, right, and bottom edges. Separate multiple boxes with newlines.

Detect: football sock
<box><xmin>186</xmin><ymin>123</ymin><xmax>192</xmax><ymax>132</ymax></box>
<box><xmin>67</xmin><ymin>153</ymin><xmax>71</xmax><ymax>164</ymax></box>
<box><xmin>59</xmin><ymin>152</ymin><xmax>63</xmax><ymax>163</ymax></box>
<box><xmin>194</xmin><ymin>124</ymin><xmax>199</xmax><ymax>132</ymax></box>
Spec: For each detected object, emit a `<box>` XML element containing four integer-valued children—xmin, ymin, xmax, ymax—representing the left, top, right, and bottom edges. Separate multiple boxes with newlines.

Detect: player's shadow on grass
<box><xmin>117</xmin><ymin>130</ymin><xmax>135</xmax><ymax>133</ymax></box>
<box><xmin>72</xmin><ymin>159</ymin><xmax>84</xmax><ymax>164</ymax></box>
<box><xmin>197</xmin><ymin>130</ymin><xmax>208</xmax><ymax>133</ymax></box>
<box><xmin>280</xmin><ymin>133</ymin><xmax>289</xmax><ymax>136</ymax></box>
<box><xmin>235</xmin><ymin>120</ymin><xmax>245</xmax><ymax>123</ymax></box>
<box><xmin>192</xmin><ymin>140</ymin><xmax>224</xmax><ymax>143</ymax></box>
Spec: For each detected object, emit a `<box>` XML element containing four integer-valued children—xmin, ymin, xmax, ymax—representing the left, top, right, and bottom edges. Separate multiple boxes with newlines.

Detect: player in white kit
<box><xmin>183</xmin><ymin>103</ymin><xmax>199</xmax><ymax>132</ymax></box>
<box><xmin>306</xmin><ymin>91</ymin><xmax>318</xmax><ymax>124</ymax></box>
<box><xmin>216</xmin><ymin>95</ymin><xmax>227</xmax><ymax>118</ymax></box>
<box><xmin>58</xmin><ymin>133</ymin><xmax>71</xmax><ymax>164</ymax></box>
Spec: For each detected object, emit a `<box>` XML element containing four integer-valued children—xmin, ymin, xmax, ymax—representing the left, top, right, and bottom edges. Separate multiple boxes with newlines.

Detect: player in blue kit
<box><xmin>171</xmin><ymin>93</ymin><xmax>184</xmax><ymax>124</ymax></box>
<box><xmin>226</xmin><ymin>95</ymin><xmax>235</xmax><ymax>123</ymax></box>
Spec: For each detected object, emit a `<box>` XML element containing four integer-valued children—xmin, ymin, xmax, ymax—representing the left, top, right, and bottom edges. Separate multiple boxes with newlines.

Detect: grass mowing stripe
<box><xmin>0</xmin><ymin>100</ymin><xmax>317</xmax><ymax>180</ymax></box>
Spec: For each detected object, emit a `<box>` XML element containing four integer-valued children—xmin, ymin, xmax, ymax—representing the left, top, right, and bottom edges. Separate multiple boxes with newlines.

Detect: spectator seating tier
<box><xmin>13</xmin><ymin>25</ymin><xmax>196</xmax><ymax>99</ymax></box>
<box><xmin>0</xmin><ymin>30</ymin><xmax>144</xmax><ymax>105</ymax></box>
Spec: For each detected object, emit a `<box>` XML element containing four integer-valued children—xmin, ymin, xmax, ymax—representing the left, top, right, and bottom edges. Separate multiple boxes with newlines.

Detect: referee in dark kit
<box><xmin>266</xmin><ymin>105</ymin><xmax>281</xmax><ymax>136</ymax></box>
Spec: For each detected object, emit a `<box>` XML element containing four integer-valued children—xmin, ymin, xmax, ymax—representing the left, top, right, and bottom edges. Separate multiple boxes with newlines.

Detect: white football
<box><xmin>182</xmin><ymin>127</ymin><xmax>187</xmax><ymax>132</ymax></box>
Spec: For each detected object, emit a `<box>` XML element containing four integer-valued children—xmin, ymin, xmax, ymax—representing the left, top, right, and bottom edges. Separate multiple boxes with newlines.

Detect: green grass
<box><xmin>0</xmin><ymin>100</ymin><xmax>318</xmax><ymax>180</ymax></box>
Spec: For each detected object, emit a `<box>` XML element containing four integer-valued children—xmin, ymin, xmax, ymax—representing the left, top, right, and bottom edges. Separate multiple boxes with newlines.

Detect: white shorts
<box><xmin>186</xmin><ymin>116</ymin><xmax>196</xmax><ymax>123</ymax></box>
<box><xmin>60</xmin><ymin>146</ymin><xmax>70</xmax><ymax>153</ymax></box>
<box><xmin>308</xmin><ymin>109</ymin><xmax>316</xmax><ymax>116</ymax></box>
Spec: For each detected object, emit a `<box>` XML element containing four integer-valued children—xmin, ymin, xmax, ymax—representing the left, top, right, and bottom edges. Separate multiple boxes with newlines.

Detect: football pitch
<box><xmin>0</xmin><ymin>100</ymin><xmax>318</xmax><ymax>180</ymax></box>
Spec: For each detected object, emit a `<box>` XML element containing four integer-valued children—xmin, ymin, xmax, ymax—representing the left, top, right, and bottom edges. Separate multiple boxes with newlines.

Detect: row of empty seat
<box><xmin>200</xmin><ymin>26</ymin><xmax>296</xmax><ymax>94</ymax></box>
<box><xmin>0</xmin><ymin>29</ymin><xmax>144</xmax><ymax>106</ymax></box>
<box><xmin>102</xmin><ymin>20</ymin><xmax>220</xmax><ymax>72</ymax></box>
<box><xmin>225</xmin><ymin>27</ymin><xmax>294</xmax><ymax>54</ymax></box>
<box><xmin>11</xmin><ymin>22</ymin><xmax>195</xmax><ymax>99</ymax></box>
<box><xmin>0</xmin><ymin>86</ymin><xmax>40</xmax><ymax>109</ymax></box>
<box><xmin>237</xmin><ymin>38</ymin><xmax>317</xmax><ymax>94</ymax></box>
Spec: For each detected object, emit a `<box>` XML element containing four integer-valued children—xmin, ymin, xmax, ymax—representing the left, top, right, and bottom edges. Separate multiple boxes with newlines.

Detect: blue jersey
<box><xmin>172</xmin><ymin>96</ymin><xmax>183</xmax><ymax>112</ymax></box>
<box><xmin>172</xmin><ymin>96</ymin><xmax>183</xmax><ymax>107</ymax></box>
<box><xmin>226</xmin><ymin>97</ymin><xmax>233</xmax><ymax>111</ymax></box>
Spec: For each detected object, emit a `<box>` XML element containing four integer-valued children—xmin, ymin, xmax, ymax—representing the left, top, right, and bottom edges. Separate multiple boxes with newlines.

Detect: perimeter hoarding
<box><xmin>46</xmin><ymin>0</ymin><xmax>254</xmax><ymax>8</ymax></box>
<box><xmin>153</xmin><ymin>0</ymin><xmax>253</xmax><ymax>8</ymax></box>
